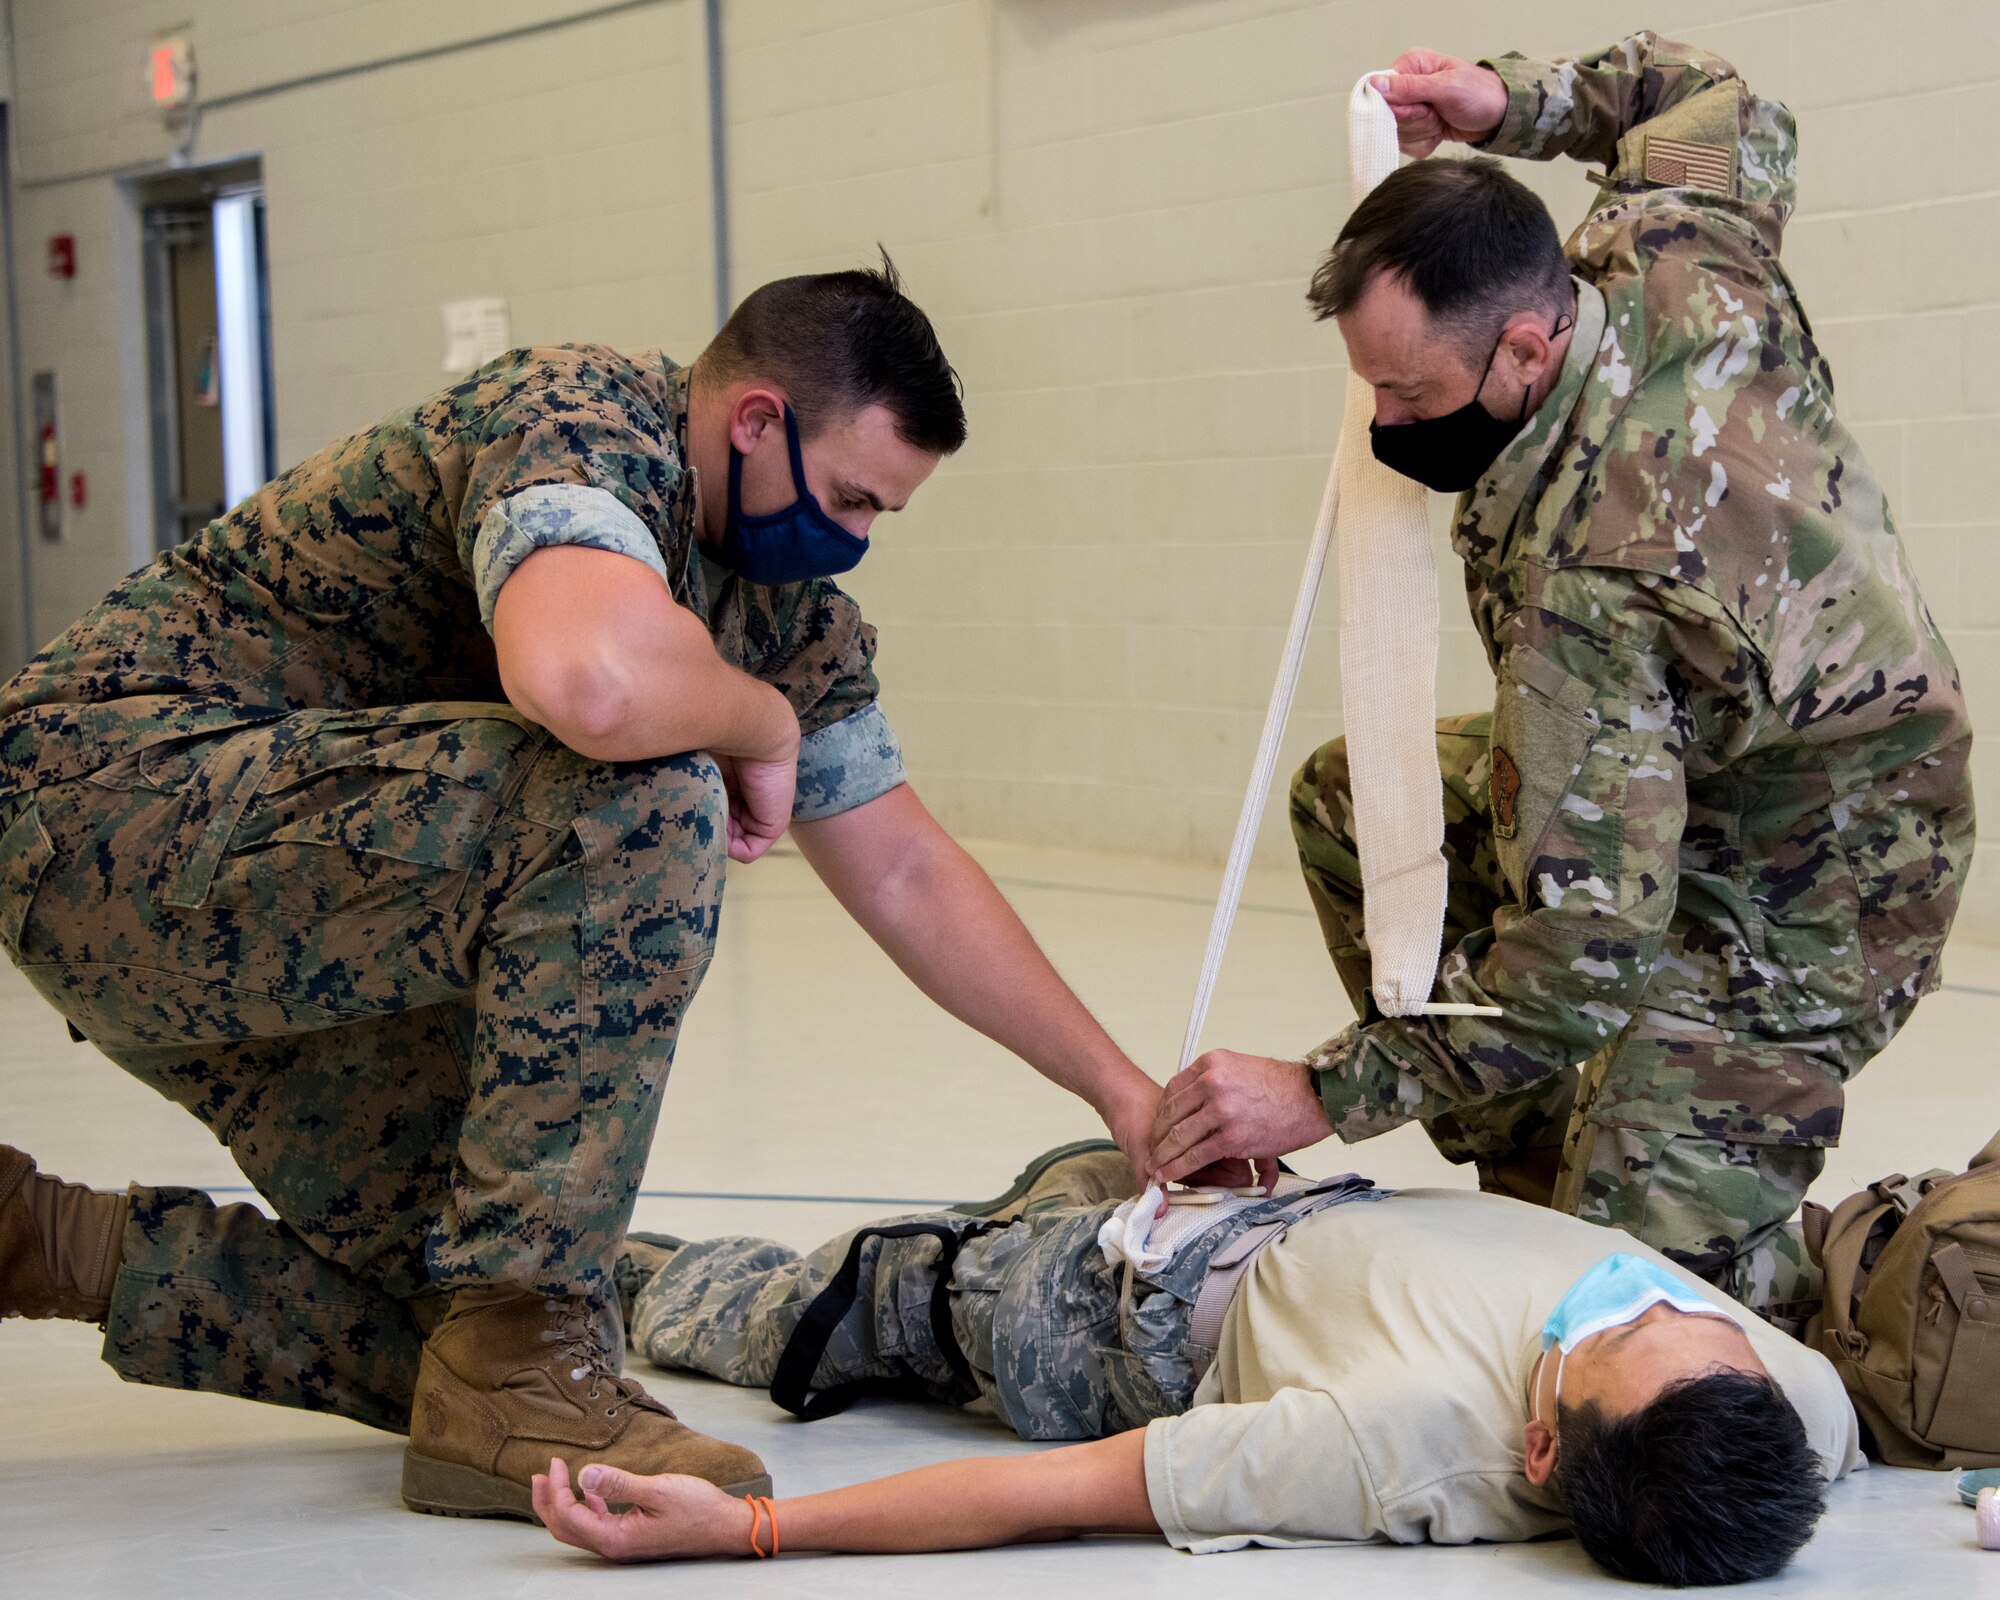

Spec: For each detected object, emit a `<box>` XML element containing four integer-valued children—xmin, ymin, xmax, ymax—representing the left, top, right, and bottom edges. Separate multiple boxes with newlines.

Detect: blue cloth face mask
<box><xmin>719</xmin><ymin>404</ymin><xmax>869</xmax><ymax>587</ymax></box>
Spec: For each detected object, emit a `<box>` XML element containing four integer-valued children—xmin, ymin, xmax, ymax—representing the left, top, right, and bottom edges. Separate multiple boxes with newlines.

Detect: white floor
<box><xmin>3</xmin><ymin>838</ymin><xmax>1995</xmax><ymax>1596</ymax></box>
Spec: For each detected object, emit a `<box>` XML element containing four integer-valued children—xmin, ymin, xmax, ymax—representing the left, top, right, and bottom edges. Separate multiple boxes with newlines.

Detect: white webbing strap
<box><xmin>1332</xmin><ymin>73</ymin><xmax>1450</xmax><ymax>1015</ymax></box>
<box><xmin>1175</xmin><ymin>73</ymin><xmax>1494</xmax><ymax>1077</ymax></box>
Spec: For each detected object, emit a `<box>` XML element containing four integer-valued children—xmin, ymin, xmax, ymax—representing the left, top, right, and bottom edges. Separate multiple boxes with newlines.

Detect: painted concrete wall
<box><xmin>7</xmin><ymin>0</ymin><xmax>1995</xmax><ymax>928</ymax></box>
<box><xmin>9</xmin><ymin>0</ymin><xmax>715</xmax><ymax>645</ymax></box>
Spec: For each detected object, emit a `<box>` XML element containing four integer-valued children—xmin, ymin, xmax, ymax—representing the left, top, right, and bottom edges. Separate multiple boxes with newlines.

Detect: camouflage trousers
<box><xmin>633</xmin><ymin>1184</ymin><xmax>1379</xmax><ymax>1442</ymax></box>
<box><xmin>0</xmin><ymin>704</ymin><xmax>726</xmax><ymax>1425</ymax></box>
<box><xmin>1290</xmin><ymin>719</ymin><xmax>1823</xmax><ymax>1334</ymax></box>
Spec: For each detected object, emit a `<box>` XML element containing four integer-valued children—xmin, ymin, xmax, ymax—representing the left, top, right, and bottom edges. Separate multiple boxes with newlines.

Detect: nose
<box><xmin>1372</xmin><ymin>392</ymin><xmax>1413</xmax><ymax>428</ymax></box>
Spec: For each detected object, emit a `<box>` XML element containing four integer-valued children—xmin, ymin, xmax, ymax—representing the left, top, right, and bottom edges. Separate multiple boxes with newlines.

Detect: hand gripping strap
<box><xmin>768</xmin><ymin>1220</ymin><xmax>1001</xmax><ymax>1422</ymax></box>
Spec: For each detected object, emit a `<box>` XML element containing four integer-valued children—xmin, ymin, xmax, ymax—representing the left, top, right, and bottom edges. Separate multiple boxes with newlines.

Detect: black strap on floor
<box><xmin>769</xmin><ymin>1220</ymin><xmax>998</xmax><ymax>1421</ymax></box>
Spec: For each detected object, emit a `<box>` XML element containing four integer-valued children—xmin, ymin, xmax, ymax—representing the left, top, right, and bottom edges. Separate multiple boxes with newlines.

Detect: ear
<box><xmin>1523</xmin><ymin>1417</ymin><xmax>1557</xmax><ymax>1488</ymax></box>
<box><xmin>726</xmin><ymin>386</ymin><xmax>787</xmax><ymax>455</ymax></box>
<box><xmin>1498</xmin><ymin>314</ymin><xmax>1557</xmax><ymax>386</ymax></box>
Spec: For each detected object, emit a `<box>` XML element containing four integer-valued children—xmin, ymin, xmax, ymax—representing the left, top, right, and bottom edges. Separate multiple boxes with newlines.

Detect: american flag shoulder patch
<box><xmin>1644</xmin><ymin>134</ymin><xmax>1735</xmax><ymax>191</ymax></box>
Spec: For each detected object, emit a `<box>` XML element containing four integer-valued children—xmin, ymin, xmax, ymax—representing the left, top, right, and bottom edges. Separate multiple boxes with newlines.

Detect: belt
<box><xmin>1185</xmin><ymin>1180</ymin><xmax>1379</xmax><ymax>1378</ymax></box>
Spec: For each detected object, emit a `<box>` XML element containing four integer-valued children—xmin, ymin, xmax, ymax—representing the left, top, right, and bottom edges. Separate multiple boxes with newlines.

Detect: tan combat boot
<box><xmin>954</xmin><ymin>1139</ymin><xmax>1138</xmax><ymax>1224</ymax></box>
<box><xmin>0</xmin><ymin>1144</ymin><xmax>124</xmax><ymax>1323</ymax></box>
<box><xmin>402</xmin><ymin>1284</ymin><xmax>769</xmax><ymax>1522</ymax></box>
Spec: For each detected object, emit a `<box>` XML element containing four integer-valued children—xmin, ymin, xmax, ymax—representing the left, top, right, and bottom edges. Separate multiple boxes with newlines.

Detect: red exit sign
<box><xmin>148</xmin><ymin>33</ymin><xmax>194</xmax><ymax>109</ymax></box>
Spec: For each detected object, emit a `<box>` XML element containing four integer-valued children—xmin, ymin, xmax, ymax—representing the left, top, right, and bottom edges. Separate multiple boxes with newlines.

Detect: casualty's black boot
<box><xmin>954</xmin><ymin>1139</ymin><xmax>1138</xmax><ymax>1223</ymax></box>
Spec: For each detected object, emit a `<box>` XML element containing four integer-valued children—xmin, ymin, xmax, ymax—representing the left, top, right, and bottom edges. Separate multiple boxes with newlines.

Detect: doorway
<box><xmin>133</xmin><ymin>160</ymin><xmax>274</xmax><ymax>553</ymax></box>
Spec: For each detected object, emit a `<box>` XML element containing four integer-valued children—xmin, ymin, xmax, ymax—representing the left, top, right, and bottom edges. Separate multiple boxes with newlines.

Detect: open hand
<box><xmin>1371</xmin><ymin>48</ymin><xmax>1509</xmax><ymax>156</ymax></box>
<box><xmin>532</xmin><ymin>1458</ymin><xmax>746</xmax><ymax>1563</ymax></box>
<box><xmin>1148</xmin><ymin>1050</ymin><xmax>1333</xmax><ymax>1188</ymax></box>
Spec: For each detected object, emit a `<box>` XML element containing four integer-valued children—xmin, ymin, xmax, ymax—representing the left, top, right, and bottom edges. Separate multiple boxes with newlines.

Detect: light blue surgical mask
<box><xmin>1542</xmin><ymin>1253</ymin><xmax>1729</xmax><ymax>1353</ymax></box>
<box><xmin>1540</xmin><ymin>1253</ymin><xmax>1735</xmax><ymax>1416</ymax></box>
<box><xmin>719</xmin><ymin>404</ymin><xmax>868</xmax><ymax>587</ymax></box>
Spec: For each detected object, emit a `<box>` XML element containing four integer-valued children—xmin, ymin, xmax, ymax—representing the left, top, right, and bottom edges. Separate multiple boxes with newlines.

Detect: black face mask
<box><xmin>1368</xmin><ymin>312</ymin><xmax>1572</xmax><ymax>495</ymax></box>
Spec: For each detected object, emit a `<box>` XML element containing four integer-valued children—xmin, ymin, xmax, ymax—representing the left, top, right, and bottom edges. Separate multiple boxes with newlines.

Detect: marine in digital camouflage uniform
<box><xmin>0</xmin><ymin>275</ymin><xmax>1168</xmax><ymax>1509</ymax></box>
<box><xmin>0</xmin><ymin>343</ymin><xmax>901</xmax><ymax>1407</ymax></box>
<box><xmin>1281</xmin><ymin>34</ymin><xmax>1973</xmax><ymax>1331</ymax></box>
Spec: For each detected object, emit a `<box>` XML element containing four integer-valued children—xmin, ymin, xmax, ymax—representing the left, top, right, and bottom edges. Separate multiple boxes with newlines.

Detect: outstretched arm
<box><xmin>532</xmin><ymin>1431</ymin><xmax>1156</xmax><ymax>1562</ymax></box>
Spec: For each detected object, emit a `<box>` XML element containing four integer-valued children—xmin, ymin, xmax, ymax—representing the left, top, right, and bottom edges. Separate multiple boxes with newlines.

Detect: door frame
<box><xmin>125</xmin><ymin>156</ymin><xmax>265</xmax><ymax>555</ymax></box>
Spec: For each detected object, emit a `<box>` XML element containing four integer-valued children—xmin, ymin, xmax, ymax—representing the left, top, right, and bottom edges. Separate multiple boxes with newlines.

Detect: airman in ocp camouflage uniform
<box><xmin>1171</xmin><ymin>34</ymin><xmax>1972</xmax><ymax>1333</ymax></box>
<box><xmin>0</xmin><ymin>265</ymin><xmax>1172</xmax><ymax>1518</ymax></box>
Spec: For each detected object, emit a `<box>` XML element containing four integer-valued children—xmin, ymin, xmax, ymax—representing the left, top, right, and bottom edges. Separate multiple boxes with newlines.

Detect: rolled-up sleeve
<box><xmin>791</xmin><ymin>701</ymin><xmax>907</xmax><ymax>822</ymax></box>
<box><xmin>472</xmin><ymin>483</ymin><xmax>671</xmax><ymax>630</ymax></box>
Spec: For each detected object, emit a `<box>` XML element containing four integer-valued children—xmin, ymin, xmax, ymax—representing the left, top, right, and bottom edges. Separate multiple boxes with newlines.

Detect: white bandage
<box><xmin>1332</xmin><ymin>73</ymin><xmax>1451</xmax><ymax>1015</ymax></box>
<box><xmin>1175</xmin><ymin>72</ymin><xmax>1478</xmax><ymax>1069</ymax></box>
<box><xmin>1099</xmin><ymin>1176</ymin><xmax>1321</xmax><ymax>1275</ymax></box>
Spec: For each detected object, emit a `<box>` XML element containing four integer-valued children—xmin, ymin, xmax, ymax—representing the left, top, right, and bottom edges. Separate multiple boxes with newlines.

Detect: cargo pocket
<box><xmin>163</xmin><ymin>709</ymin><xmax>530</xmax><ymax>916</ymax></box>
<box><xmin>1919</xmin><ymin>1240</ymin><xmax>2000</xmax><ymax>1452</ymax></box>
<box><xmin>1489</xmin><ymin>644</ymin><xmax>1606</xmax><ymax>905</ymax></box>
<box><xmin>0</xmin><ymin>799</ymin><xmax>54</xmax><ymax>960</ymax></box>
<box><xmin>161</xmin><ymin>739</ymin><xmax>287</xmax><ymax>910</ymax></box>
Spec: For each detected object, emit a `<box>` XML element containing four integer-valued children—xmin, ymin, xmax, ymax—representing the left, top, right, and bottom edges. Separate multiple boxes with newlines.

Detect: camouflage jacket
<box><xmin>0</xmin><ymin>346</ymin><xmax>904</xmax><ymax>821</ymax></box>
<box><xmin>1310</xmin><ymin>34</ymin><xmax>1974</xmax><ymax>1150</ymax></box>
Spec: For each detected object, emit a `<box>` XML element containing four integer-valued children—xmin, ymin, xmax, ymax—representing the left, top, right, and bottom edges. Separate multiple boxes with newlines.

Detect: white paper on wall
<box><xmin>441</xmin><ymin>298</ymin><xmax>512</xmax><ymax>374</ymax></box>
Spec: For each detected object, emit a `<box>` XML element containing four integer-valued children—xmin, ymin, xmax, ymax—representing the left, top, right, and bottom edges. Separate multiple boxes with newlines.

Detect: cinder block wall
<box><xmin>7</xmin><ymin>0</ymin><xmax>716</xmax><ymax>643</ymax></box>
<box><xmin>8</xmin><ymin>1</ymin><xmax>1996</xmax><ymax>929</ymax></box>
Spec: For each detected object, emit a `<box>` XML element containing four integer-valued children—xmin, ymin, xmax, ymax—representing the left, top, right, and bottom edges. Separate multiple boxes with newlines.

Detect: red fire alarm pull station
<box><xmin>33</xmin><ymin>372</ymin><xmax>61</xmax><ymax>541</ymax></box>
<box><xmin>47</xmin><ymin>236</ymin><xmax>76</xmax><ymax>279</ymax></box>
<box><xmin>69</xmin><ymin>471</ymin><xmax>87</xmax><ymax>510</ymax></box>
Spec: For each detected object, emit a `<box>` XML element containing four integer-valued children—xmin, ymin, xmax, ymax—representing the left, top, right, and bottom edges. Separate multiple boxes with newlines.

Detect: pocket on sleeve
<box><xmin>1490</xmin><ymin>645</ymin><xmax>1606</xmax><ymax>904</ymax></box>
<box><xmin>0</xmin><ymin>799</ymin><xmax>55</xmax><ymax>959</ymax></box>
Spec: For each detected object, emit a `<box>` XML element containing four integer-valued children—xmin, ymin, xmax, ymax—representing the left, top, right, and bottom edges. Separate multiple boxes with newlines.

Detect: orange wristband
<box><xmin>747</xmin><ymin>1495</ymin><xmax>779</xmax><ymax>1558</ymax></box>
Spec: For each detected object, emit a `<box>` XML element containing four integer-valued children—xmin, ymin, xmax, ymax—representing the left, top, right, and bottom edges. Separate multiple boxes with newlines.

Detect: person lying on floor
<box><xmin>535</xmin><ymin>1144</ymin><xmax>1860</xmax><ymax>1583</ymax></box>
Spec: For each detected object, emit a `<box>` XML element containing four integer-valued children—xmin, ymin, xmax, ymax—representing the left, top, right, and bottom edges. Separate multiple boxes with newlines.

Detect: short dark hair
<box><xmin>1554</xmin><ymin>1370</ymin><xmax>1825</xmax><ymax>1586</ymax></box>
<box><xmin>1306</xmin><ymin>156</ymin><xmax>1573</xmax><ymax>364</ymax></box>
<box><xmin>696</xmin><ymin>248</ymin><xmax>966</xmax><ymax>455</ymax></box>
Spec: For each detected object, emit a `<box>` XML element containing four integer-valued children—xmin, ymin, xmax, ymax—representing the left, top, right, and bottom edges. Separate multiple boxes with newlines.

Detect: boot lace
<box><xmin>539</xmin><ymin>1298</ymin><xmax>663</xmax><ymax>1419</ymax></box>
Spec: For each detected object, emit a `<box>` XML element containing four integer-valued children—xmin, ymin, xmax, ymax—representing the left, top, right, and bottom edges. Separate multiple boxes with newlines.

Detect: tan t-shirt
<box><xmin>1143</xmin><ymin>1189</ymin><xmax>1862</xmax><ymax>1552</ymax></box>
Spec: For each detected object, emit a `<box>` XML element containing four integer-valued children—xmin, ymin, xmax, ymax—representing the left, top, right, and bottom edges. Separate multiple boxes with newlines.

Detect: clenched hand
<box><xmin>712</xmin><ymin>750</ymin><xmax>796</xmax><ymax>863</ymax></box>
<box><xmin>1370</xmin><ymin>48</ymin><xmax>1509</xmax><ymax>156</ymax></box>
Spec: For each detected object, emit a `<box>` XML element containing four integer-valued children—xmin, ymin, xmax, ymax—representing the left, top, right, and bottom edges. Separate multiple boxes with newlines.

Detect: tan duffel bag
<box><xmin>1803</xmin><ymin>1129</ymin><xmax>2000</xmax><ymax>1468</ymax></box>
